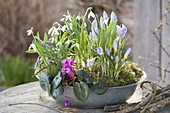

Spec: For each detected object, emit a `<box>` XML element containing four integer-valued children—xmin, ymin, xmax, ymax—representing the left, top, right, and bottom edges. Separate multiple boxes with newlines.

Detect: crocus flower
<box><xmin>117</xmin><ymin>24</ymin><xmax>127</xmax><ymax>37</ymax></box>
<box><xmin>106</xmin><ymin>48</ymin><xmax>110</xmax><ymax>55</ymax></box>
<box><xmin>113</xmin><ymin>40</ymin><xmax>118</xmax><ymax>52</ymax></box>
<box><xmin>103</xmin><ymin>11</ymin><xmax>109</xmax><ymax>25</ymax></box>
<box><xmin>124</xmin><ymin>48</ymin><xmax>131</xmax><ymax>59</ymax></box>
<box><xmin>87</xmin><ymin>59</ymin><xmax>94</xmax><ymax>68</ymax></box>
<box><xmin>110</xmin><ymin>11</ymin><xmax>117</xmax><ymax>21</ymax></box>
<box><xmin>100</xmin><ymin>16</ymin><xmax>104</xmax><ymax>28</ymax></box>
<box><xmin>115</xmin><ymin>56</ymin><xmax>119</xmax><ymax>64</ymax></box>
<box><xmin>92</xmin><ymin>18</ymin><xmax>99</xmax><ymax>34</ymax></box>
<box><xmin>96</xmin><ymin>47</ymin><xmax>104</xmax><ymax>55</ymax></box>
<box><xmin>64</xmin><ymin>96</ymin><xmax>72</xmax><ymax>106</ymax></box>
<box><xmin>89</xmin><ymin>32</ymin><xmax>95</xmax><ymax>41</ymax></box>
<box><xmin>103</xmin><ymin>11</ymin><xmax>108</xmax><ymax>19</ymax></box>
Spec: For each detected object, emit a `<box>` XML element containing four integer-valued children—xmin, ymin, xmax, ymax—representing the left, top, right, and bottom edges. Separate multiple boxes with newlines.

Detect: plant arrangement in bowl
<box><xmin>26</xmin><ymin>8</ymin><xmax>147</xmax><ymax>108</ymax></box>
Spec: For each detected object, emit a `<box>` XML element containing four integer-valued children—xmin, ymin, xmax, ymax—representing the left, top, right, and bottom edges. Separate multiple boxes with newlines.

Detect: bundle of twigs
<box><xmin>104</xmin><ymin>81</ymin><xmax>170</xmax><ymax>113</ymax></box>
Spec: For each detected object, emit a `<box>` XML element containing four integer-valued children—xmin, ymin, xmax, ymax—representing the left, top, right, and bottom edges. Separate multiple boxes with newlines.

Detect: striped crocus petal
<box><xmin>106</xmin><ymin>48</ymin><xmax>110</xmax><ymax>55</ymax></box>
<box><xmin>112</xmin><ymin>40</ymin><xmax>118</xmax><ymax>52</ymax></box>
<box><xmin>124</xmin><ymin>48</ymin><xmax>131</xmax><ymax>59</ymax></box>
<box><xmin>117</xmin><ymin>24</ymin><xmax>127</xmax><ymax>37</ymax></box>
<box><xmin>115</xmin><ymin>56</ymin><xmax>119</xmax><ymax>64</ymax></box>
<box><xmin>87</xmin><ymin>59</ymin><xmax>94</xmax><ymax>68</ymax></box>
<box><xmin>96</xmin><ymin>47</ymin><xmax>104</xmax><ymax>55</ymax></box>
<box><xmin>100</xmin><ymin>16</ymin><xmax>104</xmax><ymax>28</ymax></box>
<box><xmin>111</xmin><ymin>11</ymin><xmax>117</xmax><ymax>21</ymax></box>
<box><xmin>103</xmin><ymin>11</ymin><xmax>108</xmax><ymax>19</ymax></box>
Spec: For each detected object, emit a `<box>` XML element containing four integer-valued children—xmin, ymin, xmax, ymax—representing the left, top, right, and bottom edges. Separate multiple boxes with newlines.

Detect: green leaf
<box><xmin>75</xmin><ymin>69</ymin><xmax>88</xmax><ymax>81</ymax></box>
<box><xmin>39</xmin><ymin>73</ymin><xmax>51</xmax><ymax>96</ymax></box>
<box><xmin>51</xmin><ymin>84</ymin><xmax>64</xmax><ymax>100</ymax></box>
<box><xmin>25</xmin><ymin>49</ymin><xmax>36</xmax><ymax>53</ymax></box>
<box><xmin>44</xmin><ymin>33</ymin><xmax>48</xmax><ymax>43</ymax></box>
<box><xmin>84</xmin><ymin>77</ymin><xmax>93</xmax><ymax>85</ymax></box>
<box><xmin>51</xmin><ymin>72</ymin><xmax>62</xmax><ymax>89</ymax></box>
<box><xmin>73</xmin><ymin>81</ymin><xmax>90</xmax><ymax>102</ymax></box>
<box><xmin>90</xmin><ymin>81</ymin><xmax>108</xmax><ymax>95</ymax></box>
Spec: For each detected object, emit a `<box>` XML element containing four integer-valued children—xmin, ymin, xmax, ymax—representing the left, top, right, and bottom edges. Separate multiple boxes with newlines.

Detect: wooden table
<box><xmin>0</xmin><ymin>82</ymin><xmax>169</xmax><ymax>113</ymax></box>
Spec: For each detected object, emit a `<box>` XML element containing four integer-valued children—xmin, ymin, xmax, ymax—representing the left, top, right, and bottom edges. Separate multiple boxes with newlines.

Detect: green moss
<box><xmin>92</xmin><ymin>62</ymin><xmax>144</xmax><ymax>87</ymax></box>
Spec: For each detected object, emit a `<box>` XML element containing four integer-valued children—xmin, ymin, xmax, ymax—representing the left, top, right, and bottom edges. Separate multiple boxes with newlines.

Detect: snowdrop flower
<box><xmin>27</xmin><ymin>27</ymin><xmax>33</xmax><ymax>36</ymax></box>
<box><xmin>28</xmin><ymin>43</ymin><xmax>36</xmax><ymax>51</ymax></box>
<box><xmin>88</xmin><ymin>11</ymin><xmax>95</xmax><ymax>19</ymax></box>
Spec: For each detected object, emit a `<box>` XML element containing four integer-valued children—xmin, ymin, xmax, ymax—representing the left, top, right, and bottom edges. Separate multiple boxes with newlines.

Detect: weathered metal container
<box><xmin>57</xmin><ymin>71</ymin><xmax>147</xmax><ymax>108</ymax></box>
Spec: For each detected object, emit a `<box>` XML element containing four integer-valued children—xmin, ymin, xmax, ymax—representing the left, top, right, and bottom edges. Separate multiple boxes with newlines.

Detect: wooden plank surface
<box><xmin>0</xmin><ymin>82</ymin><xmax>143</xmax><ymax>113</ymax></box>
<box><xmin>1</xmin><ymin>82</ymin><xmax>170</xmax><ymax>113</ymax></box>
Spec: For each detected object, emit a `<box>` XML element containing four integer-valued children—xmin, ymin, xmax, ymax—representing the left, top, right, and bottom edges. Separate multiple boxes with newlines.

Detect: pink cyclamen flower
<box><xmin>62</xmin><ymin>59</ymin><xmax>74</xmax><ymax>68</ymax></box>
<box><xmin>61</xmin><ymin>59</ymin><xmax>74</xmax><ymax>78</ymax></box>
<box><xmin>64</xmin><ymin>96</ymin><xmax>72</xmax><ymax>106</ymax></box>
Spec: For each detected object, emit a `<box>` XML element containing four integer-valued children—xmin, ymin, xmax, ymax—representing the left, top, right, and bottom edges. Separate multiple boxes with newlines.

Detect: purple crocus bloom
<box><xmin>115</xmin><ymin>56</ymin><xmax>119</xmax><ymax>64</ymax></box>
<box><xmin>103</xmin><ymin>11</ymin><xmax>108</xmax><ymax>19</ymax></box>
<box><xmin>64</xmin><ymin>96</ymin><xmax>72</xmax><ymax>106</ymax></box>
<box><xmin>117</xmin><ymin>24</ymin><xmax>127</xmax><ymax>37</ymax></box>
<box><xmin>92</xmin><ymin>18</ymin><xmax>99</xmax><ymax>34</ymax></box>
<box><xmin>96</xmin><ymin>47</ymin><xmax>104</xmax><ymax>55</ymax></box>
<box><xmin>87</xmin><ymin>59</ymin><xmax>94</xmax><ymax>68</ymax></box>
<box><xmin>89</xmin><ymin>32</ymin><xmax>95</xmax><ymax>40</ymax></box>
<box><xmin>100</xmin><ymin>16</ymin><xmax>104</xmax><ymax>28</ymax></box>
<box><xmin>111</xmin><ymin>11</ymin><xmax>117</xmax><ymax>21</ymax></box>
<box><xmin>112</xmin><ymin>40</ymin><xmax>118</xmax><ymax>52</ymax></box>
<box><xmin>124</xmin><ymin>48</ymin><xmax>131</xmax><ymax>59</ymax></box>
<box><xmin>106</xmin><ymin>48</ymin><xmax>110</xmax><ymax>55</ymax></box>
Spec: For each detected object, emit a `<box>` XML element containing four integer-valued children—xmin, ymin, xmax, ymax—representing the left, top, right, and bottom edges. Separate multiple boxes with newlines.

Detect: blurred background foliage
<box><xmin>0</xmin><ymin>0</ymin><xmax>132</xmax><ymax>87</ymax></box>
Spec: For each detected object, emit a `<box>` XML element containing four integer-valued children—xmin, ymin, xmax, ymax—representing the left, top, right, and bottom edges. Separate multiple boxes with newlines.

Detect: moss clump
<box><xmin>108</xmin><ymin>62</ymin><xmax>143</xmax><ymax>87</ymax></box>
<box><xmin>91</xmin><ymin>62</ymin><xmax>144</xmax><ymax>87</ymax></box>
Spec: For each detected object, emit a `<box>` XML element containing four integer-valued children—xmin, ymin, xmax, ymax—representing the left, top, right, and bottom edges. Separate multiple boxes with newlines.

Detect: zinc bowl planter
<box><xmin>26</xmin><ymin>7</ymin><xmax>146</xmax><ymax>108</ymax></box>
<box><xmin>57</xmin><ymin>71</ymin><xmax>147</xmax><ymax>108</ymax></box>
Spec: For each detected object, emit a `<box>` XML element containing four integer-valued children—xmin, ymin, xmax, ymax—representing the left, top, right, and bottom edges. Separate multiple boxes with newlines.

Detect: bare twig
<box><xmin>152</xmin><ymin>24</ymin><xmax>170</xmax><ymax>58</ymax></box>
<box><xmin>150</xmin><ymin>63</ymin><xmax>170</xmax><ymax>74</ymax></box>
<box><xmin>8</xmin><ymin>102</ymin><xmax>62</xmax><ymax>113</ymax></box>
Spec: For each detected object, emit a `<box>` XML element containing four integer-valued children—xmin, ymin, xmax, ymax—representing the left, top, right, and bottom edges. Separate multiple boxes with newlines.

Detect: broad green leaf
<box><xmin>73</xmin><ymin>82</ymin><xmax>90</xmax><ymax>102</ymax></box>
<box><xmin>39</xmin><ymin>73</ymin><xmax>51</xmax><ymax>96</ymax></box>
<box><xmin>75</xmin><ymin>69</ymin><xmax>88</xmax><ymax>81</ymax></box>
<box><xmin>90</xmin><ymin>81</ymin><xmax>108</xmax><ymax>95</ymax></box>
<box><xmin>51</xmin><ymin>72</ymin><xmax>62</xmax><ymax>89</ymax></box>
<box><xmin>51</xmin><ymin>84</ymin><xmax>64</xmax><ymax>100</ymax></box>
